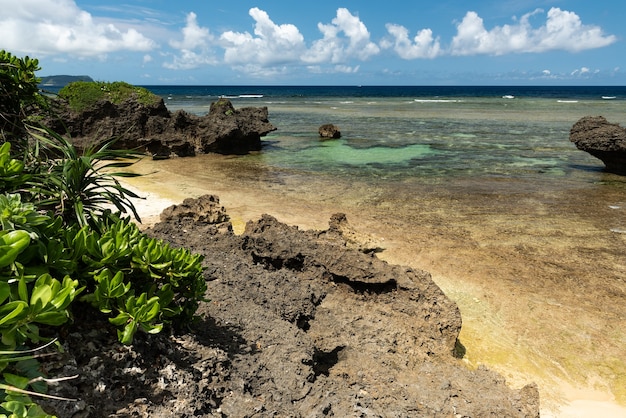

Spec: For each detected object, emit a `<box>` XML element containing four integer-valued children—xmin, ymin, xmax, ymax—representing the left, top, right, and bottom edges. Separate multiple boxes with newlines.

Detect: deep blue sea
<box><xmin>143</xmin><ymin>84</ymin><xmax>626</xmax><ymax>100</ymax></box>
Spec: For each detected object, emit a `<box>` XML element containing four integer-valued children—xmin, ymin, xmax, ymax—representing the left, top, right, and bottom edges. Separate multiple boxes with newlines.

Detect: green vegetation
<box><xmin>26</xmin><ymin>127</ymin><xmax>144</xmax><ymax>228</ymax></box>
<box><xmin>0</xmin><ymin>50</ymin><xmax>45</xmax><ymax>145</ymax></box>
<box><xmin>58</xmin><ymin>81</ymin><xmax>161</xmax><ymax>112</ymax></box>
<box><xmin>0</xmin><ymin>52</ymin><xmax>206</xmax><ymax>417</ymax></box>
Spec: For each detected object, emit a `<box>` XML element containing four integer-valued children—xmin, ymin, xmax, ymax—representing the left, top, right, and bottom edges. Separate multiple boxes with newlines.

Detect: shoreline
<box><xmin>120</xmin><ymin>157</ymin><xmax>626</xmax><ymax>418</ymax></box>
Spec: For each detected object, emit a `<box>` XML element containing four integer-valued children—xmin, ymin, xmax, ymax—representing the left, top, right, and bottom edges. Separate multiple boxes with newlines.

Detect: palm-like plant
<box><xmin>26</xmin><ymin>126</ymin><xmax>144</xmax><ymax>228</ymax></box>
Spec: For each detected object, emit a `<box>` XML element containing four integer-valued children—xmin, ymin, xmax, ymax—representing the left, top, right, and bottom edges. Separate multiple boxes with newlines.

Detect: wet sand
<box><xmin>123</xmin><ymin>155</ymin><xmax>626</xmax><ymax>417</ymax></box>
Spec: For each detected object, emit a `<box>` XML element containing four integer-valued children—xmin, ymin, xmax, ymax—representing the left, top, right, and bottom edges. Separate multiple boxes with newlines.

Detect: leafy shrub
<box><xmin>0</xmin><ymin>139</ymin><xmax>207</xmax><ymax>415</ymax></box>
<box><xmin>76</xmin><ymin>217</ymin><xmax>206</xmax><ymax>343</ymax></box>
<box><xmin>0</xmin><ymin>143</ymin><xmax>28</xmax><ymax>193</ymax></box>
<box><xmin>1</xmin><ymin>141</ymin><xmax>206</xmax><ymax>343</ymax></box>
<box><xmin>0</xmin><ymin>50</ymin><xmax>45</xmax><ymax>146</ymax></box>
<box><xmin>0</xmin><ymin>52</ymin><xmax>207</xmax><ymax>417</ymax></box>
<box><xmin>58</xmin><ymin>81</ymin><xmax>161</xmax><ymax>112</ymax></box>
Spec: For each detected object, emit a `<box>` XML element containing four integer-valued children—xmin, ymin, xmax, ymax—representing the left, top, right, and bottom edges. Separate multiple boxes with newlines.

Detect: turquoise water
<box><xmin>146</xmin><ymin>86</ymin><xmax>626</xmax><ymax>194</ymax></box>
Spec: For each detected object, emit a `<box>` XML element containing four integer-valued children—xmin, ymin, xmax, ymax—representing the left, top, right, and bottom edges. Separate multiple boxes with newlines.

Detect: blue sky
<box><xmin>1</xmin><ymin>0</ymin><xmax>623</xmax><ymax>85</ymax></box>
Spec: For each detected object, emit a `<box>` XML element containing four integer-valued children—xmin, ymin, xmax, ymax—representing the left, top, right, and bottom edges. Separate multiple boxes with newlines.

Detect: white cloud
<box><xmin>220</xmin><ymin>7</ymin><xmax>305</xmax><ymax>66</ymax></box>
<box><xmin>334</xmin><ymin>64</ymin><xmax>360</xmax><ymax>74</ymax></box>
<box><xmin>303</xmin><ymin>64</ymin><xmax>360</xmax><ymax>76</ymax></box>
<box><xmin>164</xmin><ymin>12</ymin><xmax>217</xmax><ymax>70</ymax></box>
<box><xmin>163</xmin><ymin>49</ymin><xmax>217</xmax><ymax>70</ymax></box>
<box><xmin>217</xmin><ymin>7</ymin><xmax>379</xmax><ymax>75</ymax></box>
<box><xmin>381</xmin><ymin>24</ymin><xmax>441</xmax><ymax>59</ymax></box>
<box><xmin>450</xmin><ymin>7</ymin><xmax>616</xmax><ymax>56</ymax></box>
<box><xmin>2</xmin><ymin>2</ymin><xmax>618</xmax><ymax>82</ymax></box>
<box><xmin>228</xmin><ymin>64</ymin><xmax>291</xmax><ymax>79</ymax></box>
<box><xmin>536</xmin><ymin>9</ymin><xmax>616</xmax><ymax>52</ymax></box>
<box><xmin>571</xmin><ymin>66</ymin><xmax>598</xmax><ymax>77</ymax></box>
<box><xmin>170</xmin><ymin>12</ymin><xmax>212</xmax><ymax>50</ymax></box>
<box><xmin>302</xmin><ymin>8</ymin><xmax>380</xmax><ymax>64</ymax></box>
<box><xmin>0</xmin><ymin>0</ymin><xmax>155</xmax><ymax>57</ymax></box>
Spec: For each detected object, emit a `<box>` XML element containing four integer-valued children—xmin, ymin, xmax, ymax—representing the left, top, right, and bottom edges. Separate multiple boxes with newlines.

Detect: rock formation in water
<box><xmin>42</xmin><ymin>96</ymin><xmax>277</xmax><ymax>157</ymax></box>
<box><xmin>319</xmin><ymin>123</ymin><xmax>342</xmax><ymax>139</ymax></box>
<box><xmin>570</xmin><ymin>116</ymin><xmax>626</xmax><ymax>174</ymax></box>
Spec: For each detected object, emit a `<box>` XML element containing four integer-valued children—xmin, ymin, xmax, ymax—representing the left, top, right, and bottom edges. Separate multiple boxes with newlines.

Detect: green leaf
<box><xmin>124</xmin><ymin>295</ymin><xmax>137</xmax><ymax>313</ymax></box>
<box><xmin>142</xmin><ymin>322</ymin><xmax>163</xmax><ymax>334</ymax></box>
<box><xmin>90</xmin><ymin>270</ymin><xmax>130</xmax><ymax>305</ymax></box>
<box><xmin>109</xmin><ymin>312</ymin><xmax>130</xmax><ymax>326</ymax></box>
<box><xmin>1</xmin><ymin>400</ymin><xmax>27</xmax><ymax>416</ymax></box>
<box><xmin>0</xmin><ymin>231</ymin><xmax>30</xmax><ymax>268</ymax></box>
<box><xmin>0</xmin><ymin>301</ymin><xmax>27</xmax><ymax>326</ymax></box>
<box><xmin>25</xmin><ymin>404</ymin><xmax>51</xmax><ymax>418</ymax></box>
<box><xmin>29</xmin><ymin>284</ymin><xmax>52</xmax><ymax>311</ymax></box>
<box><xmin>17</xmin><ymin>277</ymin><xmax>28</xmax><ymax>303</ymax></box>
<box><xmin>3</xmin><ymin>373</ymin><xmax>30</xmax><ymax>390</ymax></box>
<box><xmin>0</xmin><ymin>282</ymin><xmax>11</xmax><ymax>305</ymax></box>
<box><xmin>142</xmin><ymin>297</ymin><xmax>161</xmax><ymax>321</ymax></box>
<box><xmin>118</xmin><ymin>321</ymin><xmax>138</xmax><ymax>345</ymax></box>
<box><xmin>49</xmin><ymin>277</ymin><xmax>82</xmax><ymax>310</ymax></box>
<box><xmin>32</xmin><ymin>311</ymin><xmax>68</xmax><ymax>326</ymax></box>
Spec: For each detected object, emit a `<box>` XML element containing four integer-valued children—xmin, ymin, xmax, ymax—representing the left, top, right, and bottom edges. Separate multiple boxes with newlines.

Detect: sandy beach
<box><xmin>120</xmin><ymin>154</ymin><xmax>626</xmax><ymax>418</ymax></box>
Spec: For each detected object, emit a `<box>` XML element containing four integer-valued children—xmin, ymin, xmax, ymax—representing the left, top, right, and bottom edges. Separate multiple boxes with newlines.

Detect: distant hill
<box><xmin>39</xmin><ymin>75</ymin><xmax>94</xmax><ymax>87</ymax></box>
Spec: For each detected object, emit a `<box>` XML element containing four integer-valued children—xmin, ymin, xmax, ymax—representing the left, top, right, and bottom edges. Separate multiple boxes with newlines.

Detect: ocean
<box><xmin>144</xmin><ymin>85</ymin><xmax>626</xmax><ymax>187</ymax></box>
<box><xmin>133</xmin><ymin>85</ymin><xmax>626</xmax><ymax>414</ymax></box>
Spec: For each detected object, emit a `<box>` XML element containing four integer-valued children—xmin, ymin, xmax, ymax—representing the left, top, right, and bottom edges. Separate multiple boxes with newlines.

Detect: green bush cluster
<box><xmin>0</xmin><ymin>50</ymin><xmax>45</xmax><ymax>144</ymax></box>
<box><xmin>58</xmin><ymin>81</ymin><xmax>161</xmax><ymax>112</ymax></box>
<box><xmin>0</xmin><ymin>52</ymin><xmax>207</xmax><ymax>417</ymax></box>
<box><xmin>0</xmin><ymin>180</ymin><xmax>205</xmax><ymax>346</ymax></box>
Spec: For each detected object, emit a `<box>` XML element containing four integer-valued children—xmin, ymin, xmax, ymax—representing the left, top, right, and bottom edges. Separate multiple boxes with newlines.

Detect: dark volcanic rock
<box><xmin>318</xmin><ymin>123</ymin><xmax>341</xmax><ymax>139</ymax></box>
<box><xmin>570</xmin><ymin>116</ymin><xmax>626</xmax><ymax>174</ymax></box>
<box><xmin>160</xmin><ymin>194</ymin><xmax>230</xmax><ymax>225</ymax></box>
<box><xmin>43</xmin><ymin>96</ymin><xmax>277</xmax><ymax>157</ymax></box>
<box><xmin>145</xmin><ymin>196</ymin><xmax>538</xmax><ymax>417</ymax></box>
<box><xmin>41</xmin><ymin>195</ymin><xmax>539</xmax><ymax>417</ymax></box>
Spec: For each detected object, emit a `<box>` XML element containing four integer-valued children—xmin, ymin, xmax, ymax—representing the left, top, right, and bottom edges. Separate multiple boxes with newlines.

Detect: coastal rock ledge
<box><xmin>41</xmin><ymin>195</ymin><xmax>540</xmax><ymax>417</ymax></box>
<box><xmin>570</xmin><ymin>116</ymin><xmax>626</xmax><ymax>174</ymax></box>
<box><xmin>43</xmin><ymin>95</ymin><xmax>277</xmax><ymax>157</ymax></box>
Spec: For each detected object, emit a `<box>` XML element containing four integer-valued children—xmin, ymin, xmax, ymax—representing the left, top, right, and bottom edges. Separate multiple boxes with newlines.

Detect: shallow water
<box><xmin>163</xmin><ymin>87</ymin><xmax>626</xmax><ymax>183</ymax></box>
<box><xmin>133</xmin><ymin>86</ymin><xmax>626</xmax><ymax>415</ymax></box>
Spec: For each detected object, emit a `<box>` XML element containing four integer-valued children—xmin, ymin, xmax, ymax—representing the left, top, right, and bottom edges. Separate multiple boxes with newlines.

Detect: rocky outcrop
<box><xmin>43</xmin><ymin>96</ymin><xmax>277</xmax><ymax>157</ymax></box>
<box><xmin>144</xmin><ymin>196</ymin><xmax>540</xmax><ymax>417</ymax></box>
<box><xmin>570</xmin><ymin>116</ymin><xmax>626</xmax><ymax>174</ymax></box>
<box><xmin>42</xmin><ymin>194</ymin><xmax>540</xmax><ymax>416</ymax></box>
<box><xmin>319</xmin><ymin>123</ymin><xmax>341</xmax><ymax>139</ymax></box>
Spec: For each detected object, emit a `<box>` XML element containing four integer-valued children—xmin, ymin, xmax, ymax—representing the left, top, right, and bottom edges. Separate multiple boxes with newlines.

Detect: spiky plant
<box><xmin>25</xmin><ymin>126</ymin><xmax>143</xmax><ymax>228</ymax></box>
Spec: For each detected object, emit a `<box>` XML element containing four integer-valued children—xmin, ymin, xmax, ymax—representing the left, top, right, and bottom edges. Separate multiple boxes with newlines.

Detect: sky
<box><xmin>1</xmin><ymin>0</ymin><xmax>624</xmax><ymax>85</ymax></box>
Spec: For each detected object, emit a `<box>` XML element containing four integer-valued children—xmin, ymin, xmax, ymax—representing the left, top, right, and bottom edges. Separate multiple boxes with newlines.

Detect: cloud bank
<box><xmin>0</xmin><ymin>1</ymin><xmax>618</xmax><ymax>78</ymax></box>
<box><xmin>449</xmin><ymin>8</ymin><xmax>616</xmax><ymax>55</ymax></box>
<box><xmin>0</xmin><ymin>0</ymin><xmax>155</xmax><ymax>57</ymax></box>
<box><xmin>165</xmin><ymin>6</ymin><xmax>615</xmax><ymax>71</ymax></box>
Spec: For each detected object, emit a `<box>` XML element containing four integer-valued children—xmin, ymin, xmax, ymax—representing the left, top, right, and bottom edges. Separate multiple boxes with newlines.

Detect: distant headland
<box><xmin>39</xmin><ymin>75</ymin><xmax>94</xmax><ymax>87</ymax></box>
